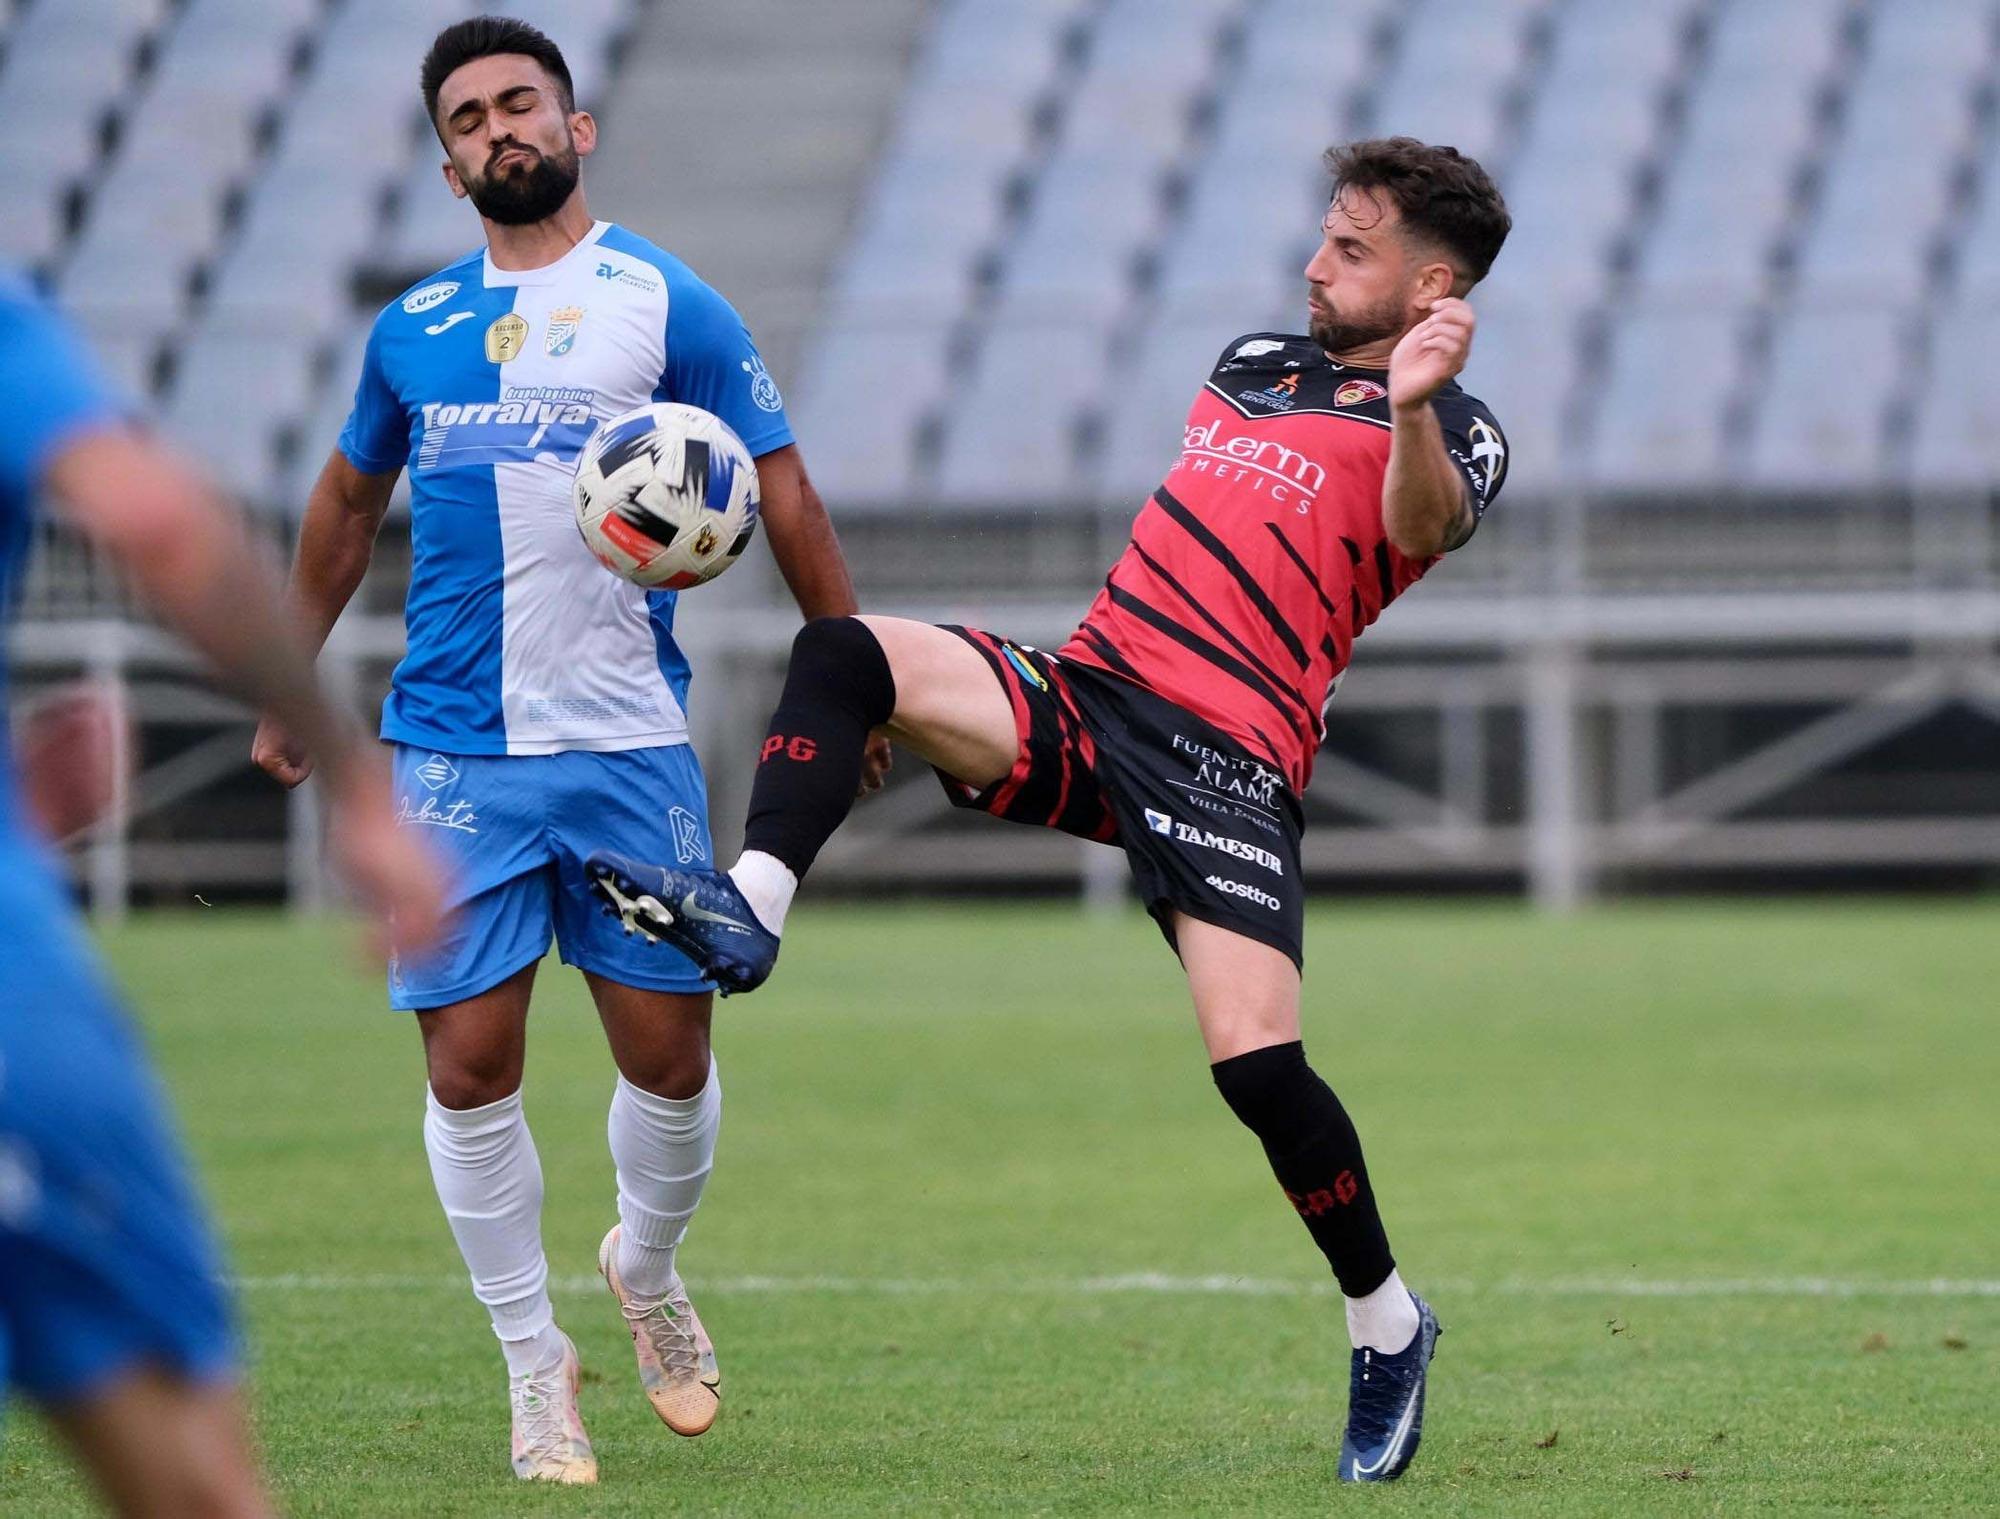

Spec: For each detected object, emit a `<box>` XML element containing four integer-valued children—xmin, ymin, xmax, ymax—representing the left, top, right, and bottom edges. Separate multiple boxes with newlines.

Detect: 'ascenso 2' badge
<box><xmin>485</xmin><ymin>313</ymin><xmax>529</xmax><ymax>364</ymax></box>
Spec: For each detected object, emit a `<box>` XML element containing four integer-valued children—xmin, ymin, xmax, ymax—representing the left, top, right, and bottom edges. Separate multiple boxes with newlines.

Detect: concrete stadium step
<box><xmin>589</xmin><ymin>0</ymin><xmax>933</xmax><ymax>380</ymax></box>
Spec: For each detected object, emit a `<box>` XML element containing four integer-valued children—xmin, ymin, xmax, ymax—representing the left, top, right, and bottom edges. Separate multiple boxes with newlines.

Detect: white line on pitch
<box><xmin>231</xmin><ymin>1272</ymin><xmax>2000</xmax><ymax>1298</ymax></box>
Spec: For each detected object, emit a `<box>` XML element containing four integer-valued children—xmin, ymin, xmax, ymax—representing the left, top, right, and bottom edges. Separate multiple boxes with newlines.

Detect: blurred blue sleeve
<box><xmin>661</xmin><ymin>271</ymin><xmax>795</xmax><ymax>459</ymax></box>
<box><xmin>0</xmin><ymin>280</ymin><xmax>127</xmax><ymax>506</ymax></box>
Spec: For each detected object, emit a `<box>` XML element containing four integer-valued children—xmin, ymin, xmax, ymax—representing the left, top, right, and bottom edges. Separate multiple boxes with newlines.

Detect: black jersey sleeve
<box><xmin>1429</xmin><ymin>386</ymin><xmax>1508</xmax><ymax>546</ymax></box>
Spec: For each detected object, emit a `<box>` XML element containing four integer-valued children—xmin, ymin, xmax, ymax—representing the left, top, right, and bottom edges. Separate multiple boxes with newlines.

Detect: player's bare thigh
<box><xmin>1174</xmin><ymin>912</ymin><xmax>1302</xmax><ymax>1062</ymax></box>
<box><xmin>854</xmin><ymin>615</ymin><xmax>1018</xmax><ymax>788</ymax></box>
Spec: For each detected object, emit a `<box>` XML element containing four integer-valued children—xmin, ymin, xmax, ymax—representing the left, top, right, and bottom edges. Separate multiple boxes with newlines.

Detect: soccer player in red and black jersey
<box><xmin>588</xmin><ymin>138</ymin><xmax>1510</xmax><ymax>1484</ymax></box>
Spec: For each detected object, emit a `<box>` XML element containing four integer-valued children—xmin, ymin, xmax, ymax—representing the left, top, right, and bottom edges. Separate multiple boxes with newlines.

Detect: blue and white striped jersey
<box><xmin>340</xmin><ymin>221</ymin><xmax>794</xmax><ymax>756</ymax></box>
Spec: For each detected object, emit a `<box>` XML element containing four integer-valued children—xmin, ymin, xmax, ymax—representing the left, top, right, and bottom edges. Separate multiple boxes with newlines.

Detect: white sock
<box><xmin>1345</xmin><ymin>1267</ymin><xmax>1420</xmax><ymax>1353</ymax></box>
<box><xmin>422</xmin><ymin>1087</ymin><xmax>564</xmax><ymax>1378</ymax></box>
<box><xmin>609</xmin><ymin>1062</ymin><xmax>721</xmax><ymax>1301</ymax></box>
<box><xmin>728</xmin><ymin>849</ymin><xmax>797</xmax><ymax>935</ymax></box>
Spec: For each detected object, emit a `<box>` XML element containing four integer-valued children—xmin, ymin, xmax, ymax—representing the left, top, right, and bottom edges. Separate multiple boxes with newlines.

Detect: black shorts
<box><xmin>936</xmin><ymin>627</ymin><xmax>1305</xmax><ymax>969</ymax></box>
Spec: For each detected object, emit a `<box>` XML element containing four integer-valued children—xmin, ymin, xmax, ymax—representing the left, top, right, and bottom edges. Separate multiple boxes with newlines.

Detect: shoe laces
<box><xmin>511</xmin><ymin>1366</ymin><xmax>572</xmax><ymax>1453</ymax></box>
<box><xmin>624</xmin><ymin>1289</ymin><xmax>701</xmax><ymax>1378</ymax></box>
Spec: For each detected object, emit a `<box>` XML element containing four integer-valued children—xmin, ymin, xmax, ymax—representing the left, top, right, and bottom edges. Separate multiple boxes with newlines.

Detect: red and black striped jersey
<box><xmin>1059</xmin><ymin>333</ymin><xmax>1507</xmax><ymax>794</ymax></box>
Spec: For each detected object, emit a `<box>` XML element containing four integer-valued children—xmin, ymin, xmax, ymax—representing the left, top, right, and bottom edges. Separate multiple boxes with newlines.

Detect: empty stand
<box><xmin>12</xmin><ymin>0</ymin><xmax>1995</xmax><ymax>508</ymax></box>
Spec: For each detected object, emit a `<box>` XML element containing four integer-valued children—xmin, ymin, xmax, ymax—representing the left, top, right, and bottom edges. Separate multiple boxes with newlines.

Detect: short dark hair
<box><xmin>1323</xmin><ymin>137</ymin><xmax>1511</xmax><ymax>287</ymax></box>
<box><xmin>421</xmin><ymin>16</ymin><xmax>574</xmax><ymax>127</ymax></box>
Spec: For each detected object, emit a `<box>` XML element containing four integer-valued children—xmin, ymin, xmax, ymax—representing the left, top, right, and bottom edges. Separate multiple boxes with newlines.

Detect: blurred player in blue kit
<box><xmin>246</xmin><ymin>17</ymin><xmax>882</xmax><ymax>1483</ymax></box>
<box><xmin>0</xmin><ymin>278</ymin><xmax>444</xmax><ymax>1516</ymax></box>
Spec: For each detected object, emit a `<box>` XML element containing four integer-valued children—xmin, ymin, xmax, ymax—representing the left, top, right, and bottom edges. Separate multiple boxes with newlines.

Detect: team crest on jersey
<box><xmin>485</xmin><ymin>312</ymin><xmax>528</xmax><ymax>363</ymax></box>
<box><xmin>402</xmin><ymin>281</ymin><xmax>459</xmax><ymax>314</ymax></box>
<box><xmin>545</xmin><ymin>306</ymin><xmax>584</xmax><ymax>357</ymax></box>
<box><xmin>742</xmin><ymin>354</ymin><xmax>784</xmax><ymax>412</ymax></box>
<box><xmin>1464</xmin><ymin>417</ymin><xmax>1506</xmax><ymax>497</ymax></box>
<box><xmin>1335</xmin><ymin>379</ymin><xmax>1387</xmax><ymax>407</ymax></box>
<box><xmin>1242</xmin><ymin>372</ymin><xmax>1302</xmax><ymax>412</ymax></box>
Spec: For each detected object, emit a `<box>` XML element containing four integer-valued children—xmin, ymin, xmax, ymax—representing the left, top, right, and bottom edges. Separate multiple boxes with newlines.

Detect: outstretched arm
<box><xmin>46</xmin><ymin>430</ymin><xmax>440</xmax><ymax>952</ymax></box>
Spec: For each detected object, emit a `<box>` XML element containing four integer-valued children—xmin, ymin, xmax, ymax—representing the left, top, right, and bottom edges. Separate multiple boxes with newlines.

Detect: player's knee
<box><xmin>1211</xmin><ymin>1039</ymin><xmax>1316</xmax><ymax>1140</ymax></box>
<box><xmin>425</xmin><ymin>1054</ymin><xmax>521</xmax><ymax>1111</ymax></box>
<box><xmin>784</xmin><ymin>616</ymin><xmax>896</xmax><ymax>727</ymax></box>
<box><xmin>616</xmin><ymin>1036</ymin><xmax>711</xmax><ymax>1101</ymax></box>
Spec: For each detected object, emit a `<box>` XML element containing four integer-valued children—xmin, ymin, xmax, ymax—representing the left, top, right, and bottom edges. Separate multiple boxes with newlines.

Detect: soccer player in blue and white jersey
<box><xmin>0</xmin><ymin>277</ymin><xmax>442</xmax><ymax>1518</ymax></box>
<box><xmin>248</xmin><ymin>18</ymin><xmax>883</xmax><ymax>1483</ymax></box>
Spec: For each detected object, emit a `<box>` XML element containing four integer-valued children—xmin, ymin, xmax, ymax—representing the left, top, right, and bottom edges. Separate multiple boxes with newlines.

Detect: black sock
<box><xmin>741</xmin><ymin>617</ymin><xmax>897</xmax><ymax>878</ymax></box>
<box><xmin>1211</xmin><ymin>1040</ymin><xmax>1395</xmax><ymax>1297</ymax></box>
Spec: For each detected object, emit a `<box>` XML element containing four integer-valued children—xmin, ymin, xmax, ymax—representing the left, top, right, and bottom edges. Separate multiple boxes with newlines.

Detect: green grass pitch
<box><xmin>7</xmin><ymin>901</ymin><xmax>1996</xmax><ymax>1515</ymax></box>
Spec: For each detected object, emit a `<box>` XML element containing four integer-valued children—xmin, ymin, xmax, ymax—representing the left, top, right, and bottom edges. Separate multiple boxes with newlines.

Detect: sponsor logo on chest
<box><xmin>403</xmin><ymin>281</ymin><xmax>460</xmax><ymax>314</ymax></box>
<box><xmin>1176</xmin><ymin>415</ymin><xmax>1328</xmax><ymax>508</ymax></box>
<box><xmin>1241</xmin><ymin>372</ymin><xmax>1302</xmax><ymax>411</ymax></box>
<box><xmin>416</xmin><ymin>384</ymin><xmax>597</xmax><ymax>470</ymax></box>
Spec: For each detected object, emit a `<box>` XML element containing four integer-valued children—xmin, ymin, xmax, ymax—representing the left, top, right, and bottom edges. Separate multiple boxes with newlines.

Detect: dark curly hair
<box><xmin>1323</xmin><ymin>138</ymin><xmax>1511</xmax><ymax>288</ymax></box>
<box><xmin>421</xmin><ymin>16</ymin><xmax>574</xmax><ymax>128</ymax></box>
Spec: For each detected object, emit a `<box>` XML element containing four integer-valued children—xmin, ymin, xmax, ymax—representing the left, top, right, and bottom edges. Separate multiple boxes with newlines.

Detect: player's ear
<box><xmin>1415</xmin><ymin>259</ymin><xmax>1455</xmax><ymax>307</ymax></box>
<box><xmin>570</xmin><ymin>110</ymin><xmax>597</xmax><ymax>158</ymax></box>
<box><xmin>441</xmin><ymin>157</ymin><xmax>469</xmax><ymax>201</ymax></box>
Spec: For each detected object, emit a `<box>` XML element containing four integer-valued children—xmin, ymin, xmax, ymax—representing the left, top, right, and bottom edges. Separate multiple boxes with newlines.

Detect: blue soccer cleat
<box><xmin>1338</xmin><ymin>1294</ymin><xmax>1442</xmax><ymax>1483</ymax></box>
<box><xmin>585</xmin><ymin>850</ymin><xmax>780</xmax><ymax>995</ymax></box>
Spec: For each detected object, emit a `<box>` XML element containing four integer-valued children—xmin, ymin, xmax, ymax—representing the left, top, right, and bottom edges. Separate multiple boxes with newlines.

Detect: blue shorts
<box><xmin>388</xmin><ymin>743</ymin><xmax>717</xmax><ymax>1009</ymax></box>
<box><xmin>0</xmin><ymin>845</ymin><xmax>236</xmax><ymax>1407</ymax></box>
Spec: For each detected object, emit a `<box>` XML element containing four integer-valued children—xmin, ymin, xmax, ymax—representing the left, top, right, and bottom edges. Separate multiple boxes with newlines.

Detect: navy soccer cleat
<box><xmin>1337</xmin><ymin>1294</ymin><xmax>1441</xmax><ymax>1483</ymax></box>
<box><xmin>585</xmin><ymin>851</ymin><xmax>780</xmax><ymax>996</ymax></box>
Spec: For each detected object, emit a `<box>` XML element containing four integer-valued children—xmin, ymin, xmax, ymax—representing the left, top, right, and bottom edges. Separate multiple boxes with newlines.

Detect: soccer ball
<box><xmin>572</xmin><ymin>401</ymin><xmax>760</xmax><ymax>590</ymax></box>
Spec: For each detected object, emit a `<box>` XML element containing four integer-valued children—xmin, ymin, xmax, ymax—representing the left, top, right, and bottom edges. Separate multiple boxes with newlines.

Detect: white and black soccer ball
<box><xmin>572</xmin><ymin>401</ymin><xmax>761</xmax><ymax>590</ymax></box>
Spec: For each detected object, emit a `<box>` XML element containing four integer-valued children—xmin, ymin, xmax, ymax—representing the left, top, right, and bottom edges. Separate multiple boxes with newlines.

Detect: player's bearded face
<box><xmin>1306</xmin><ymin>289</ymin><xmax>1407</xmax><ymax>355</ymax></box>
<box><xmin>1306</xmin><ymin>189</ymin><xmax>1426</xmax><ymax>355</ymax></box>
<box><xmin>462</xmin><ymin>131</ymin><xmax>581</xmax><ymax>225</ymax></box>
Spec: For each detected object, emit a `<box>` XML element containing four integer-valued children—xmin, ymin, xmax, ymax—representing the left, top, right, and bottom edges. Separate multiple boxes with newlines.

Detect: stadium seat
<box><xmin>1789</xmin><ymin>21</ymin><xmax>1984</xmax><ymax>304</ymax></box>
<box><xmin>1634</xmin><ymin>76</ymin><xmax>1824</xmax><ymax>303</ymax></box>
<box><xmin>1954</xmin><ymin>140</ymin><xmax>2000</xmax><ymax>299</ymax></box>
<box><xmin>281</xmin><ymin>325</ymin><xmax>375</xmax><ymax>511</ymax></box>
<box><xmin>1586</xmin><ymin>307</ymin><xmax>1744</xmax><ymax>489</ymax></box>
<box><xmin>1235</xmin><ymin>0</ymin><xmax>1385</xmax><ymax>91</ymax></box>
<box><xmin>1906</xmin><ymin>301</ymin><xmax>2000</xmax><ymax>488</ymax></box>
<box><xmin>1487</xmin><ymin>156</ymin><xmax>1633</xmax><ymax>298</ymax></box>
<box><xmin>1861</xmin><ymin>0</ymin><xmax>1995</xmax><ymax>75</ymax></box>
<box><xmin>1005</xmin><ymin>160</ymin><xmax>1168</xmax><ymax>307</ymax></box>
<box><xmin>1703</xmin><ymin>0</ymin><xmax>1852</xmax><ymax>85</ymax></box>
<box><xmin>1095</xmin><ymin>307</ymin><xmax>1265</xmax><ymax>504</ymax></box>
<box><xmin>0</xmin><ymin>2</ymin><xmax>164</xmax><ymax>267</ymax></box>
<box><xmin>162</xmin><ymin>331</ymin><xmax>314</xmax><ymax>502</ymax></box>
<box><xmin>1745</xmin><ymin>306</ymin><xmax>1904</xmax><ymax>487</ymax></box>
<box><xmin>1538</xmin><ymin>0</ymin><xmax>1697</xmax><ymax>88</ymax></box>
<box><xmin>935</xmin><ymin>319</ymin><xmax>1112</xmax><ymax>504</ymax></box>
<box><xmin>1363</xmin><ymin>0</ymin><xmax>1538</xmax><ymax>166</ymax></box>
<box><xmin>787</xmin><ymin>313</ymin><xmax>955</xmax><ymax>506</ymax></box>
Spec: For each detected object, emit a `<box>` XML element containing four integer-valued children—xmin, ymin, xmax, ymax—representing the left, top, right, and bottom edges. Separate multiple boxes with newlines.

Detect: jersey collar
<box><xmin>482</xmin><ymin>220</ymin><xmax>611</xmax><ymax>288</ymax></box>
